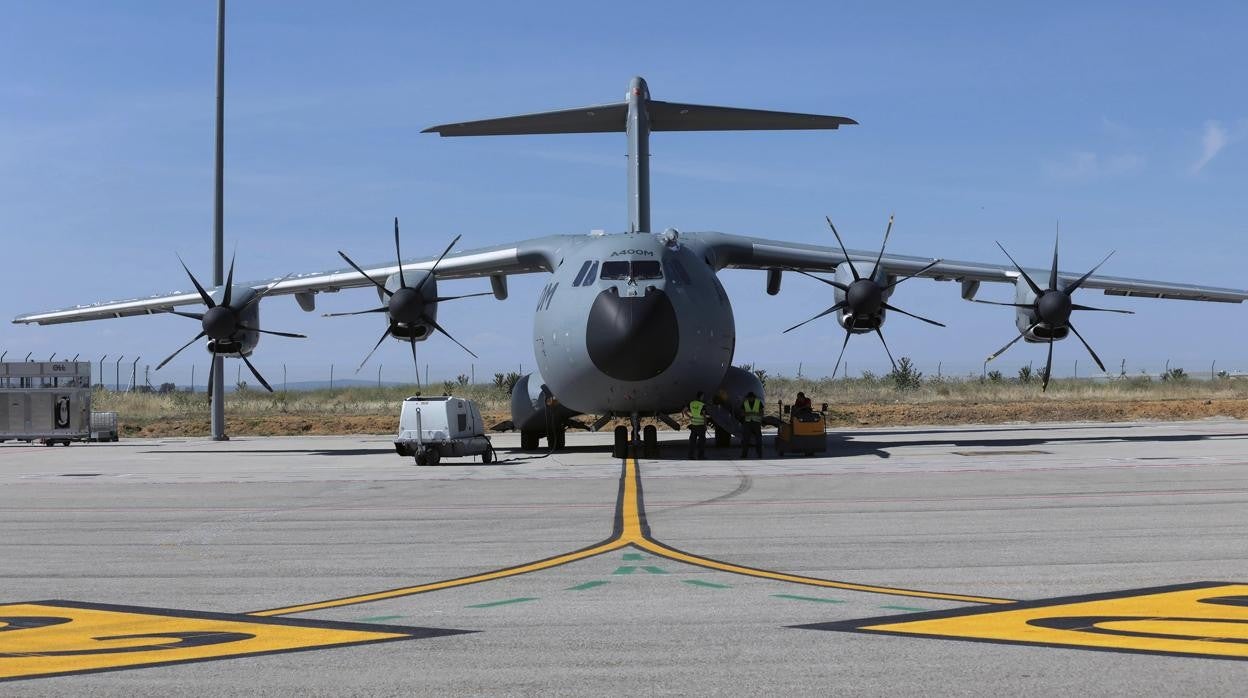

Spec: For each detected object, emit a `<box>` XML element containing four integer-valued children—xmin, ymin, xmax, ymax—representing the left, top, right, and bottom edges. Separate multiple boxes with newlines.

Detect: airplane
<box><xmin>14</xmin><ymin>77</ymin><xmax>1248</xmax><ymax>455</ymax></box>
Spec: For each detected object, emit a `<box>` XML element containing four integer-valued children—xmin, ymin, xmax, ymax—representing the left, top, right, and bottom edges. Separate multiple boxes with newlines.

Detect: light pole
<box><xmin>282</xmin><ymin>363</ymin><xmax>287</xmax><ymax>393</ymax></box>
<box><xmin>378</xmin><ymin>364</ymin><xmax>382</xmax><ymax>389</ymax></box>
<box><xmin>115</xmin><ymin>356</ymin><xmax>124</xmax><ymax>391</ymax></box>
<box><xmin>191</xmin><ymin>364</ymin><xmax>196</xmax><ymax>393</ymax></box>
<box><xmin>209</xmin><ymin>0</ymin><xmax>228</xmax><ymax>441</ymax></box>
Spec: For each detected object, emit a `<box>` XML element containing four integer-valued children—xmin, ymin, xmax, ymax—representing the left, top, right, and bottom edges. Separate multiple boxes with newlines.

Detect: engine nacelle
<box><xmin>1013</xmin><ymin>279</ymin><xmax>1068</xmax><ymax>342</ymax></box>
<box><xmin>381</xmin><ymin>271</ymin><xmax>439</xmax><ymax>341</ymax></box>
<box><xmin>510</xmin><ymin>371</ymin><xmax>580</xmax><ymax>436</ymax></box>
<box><xmin>833</xmin><ymin>262</ymin><xmax>895</xmax><ymax>333</ymax></box>
<box><xmin>710</xmin><ymin>365</ymin><xmax>765</xmax><ymax>411</ymax></box>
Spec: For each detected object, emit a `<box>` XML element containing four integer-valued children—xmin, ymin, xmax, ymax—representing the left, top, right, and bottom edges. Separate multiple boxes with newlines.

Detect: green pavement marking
<box><xmin>467</xmin><ymin>597</ymin><xmax>539</xmax><ymax>608</ymax></box>
<box><xmin>880</xmin><ymin>605</ymin><xmax>928</xmax><ymax>612</ymax></box>
<box><xmin>772</xmin><ymin>594</ymin><xmax>845</xmax><ymax>604</ymax></box>
<box><xmin>567</xmin><ymin>580</ymin><xmax>610</xmax><ymax>591</ymax></box>
<box><xmin>641</xmin><ymin>566</ymin><xmax>668</xmax><ymax>575</ymax></box>
<box><xmin>357</xmin><ymin>615</ymin><xmax>407</xmax><ymax>622</ymax></box>
<box><xmin>613</xmin><ymin>566</ymin><xmax>637</xmax><ymax>575</ymax></box>
<box><xmin>622</xmin><ymin>552</ymin><xmax>646</xmax><ymax>561</ymax></box>
<box><xmin>683</xmin><ymin>579</ymin><xmax>731</xmax><ymax>589</ymax></box>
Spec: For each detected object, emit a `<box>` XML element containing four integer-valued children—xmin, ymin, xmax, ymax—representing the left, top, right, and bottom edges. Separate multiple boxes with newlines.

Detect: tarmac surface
<box><xmin>1</xmin><ymin>419</ymin><xmax>1246</xmax><ymax>695</ymax></box>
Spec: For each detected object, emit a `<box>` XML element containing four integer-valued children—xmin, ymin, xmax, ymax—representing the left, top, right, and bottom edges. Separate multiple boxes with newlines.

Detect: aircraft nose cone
<box><xmin>586</xmin><ymin>287</ymin><xmax>679</xmax><ymax>381</ymax></box>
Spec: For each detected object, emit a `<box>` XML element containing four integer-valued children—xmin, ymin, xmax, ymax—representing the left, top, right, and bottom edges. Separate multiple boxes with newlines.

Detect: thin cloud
<box><xmin>1190</xmin><ymin>120</ymin><xmax>1230</xmax><ymax>174</ymax></box>
<box><xmin>1043</xmin><ymin>151</ymin><xmax>1144</xmax><ymax>181</ymax></box>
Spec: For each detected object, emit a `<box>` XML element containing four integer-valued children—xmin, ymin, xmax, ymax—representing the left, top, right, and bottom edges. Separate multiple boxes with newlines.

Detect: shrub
<box><xmin>889</xmin><ymin>357</ymin><xmax>923</xmax><ymax>391</ymax></box>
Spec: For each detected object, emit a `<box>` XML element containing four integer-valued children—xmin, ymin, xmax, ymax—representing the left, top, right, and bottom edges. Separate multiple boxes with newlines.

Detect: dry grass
<box><xmin>94</xmin><ymin>375</ymin><xmax>1248</xmax><ymax>438</ymax></box>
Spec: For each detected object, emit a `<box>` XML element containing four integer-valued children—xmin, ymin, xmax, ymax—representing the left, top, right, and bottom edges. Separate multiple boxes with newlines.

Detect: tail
<box><xmin>422</xmin><ymin>77</ymin><xmax>856</xmax><ymax>233</ymax></box>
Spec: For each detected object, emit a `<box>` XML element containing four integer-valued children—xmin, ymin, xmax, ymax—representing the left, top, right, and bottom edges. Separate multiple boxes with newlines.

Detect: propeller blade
<box><xmin>239</xmin><ymin>353</ymin><xmax>274</xmax><ymax>392</ymax></box>
<box><xmin>1064</xmin><ymin>251</ymin><xmax>1116</xmax><ymax>294</ymax></box>
<box><xmin>177</xmin><ymin>254</ymin><xmax>215</xmax><ymax>308</ymax></box>
<box><xmin>1067</xmin><ymin>321</ymin><xmax>1106</xmax><ymax>372</ymax></box>
<box><xmin>986</xmin><ymin>322</ymin><xmax>1040</xmax><ymax>363</ymax></box>
<box><xmin>356</xmin><ymin>326</ymin><xmax>392</xmax><ymax>373</ymax></box>
<box><xmin>426</xmin><ymin>316</ymin><xmax>478</xmax><ymax>358</ymax></box>
<box><xmin>831</xmin><ymin>328</ymin><xmax>853</xmax><ymax>379</ymax></box>
<box><xmin>883</xmin><ymin>259</ymin><xmax>942</xmax><ymax>290</ymax></box>
<box><xmin>1049</xmin><ymin>230</ymin><xmax>1060</xmax><ymax>291</ymax></box>
<box><xmin>874</xmin><ymin>327</ymin><xmax>898</xmax><ymax>372</ymax></box>
<box><xmin>792</xmin><ymin>269</ymin><xmax>850</xmax><ymax>292</ymax></box>
<box><xmin>881</xmin><ymin>302</ymin><xmax>947</xmax><ymax>328</ymax></box>
<box><xmin>206</xmin><ymin>355</ymin><xmax>216</xmax><ymax>401</ymax></box>
<box><xmin>156</xmin><ymin>331</ymin><xmax>206</xmax><ymax>371</ymax></box>
<box><xmin>1071</xmin><ymin>304</ymin><xmax>1134</xmax><ymax>315</ymax></box>
<box><xmin>995</xmin><ymin>242</ymin><xmax>1043</xmax><ymax>297</ymax></box>
<box><xmin>415</xmin><ymin>234</ymin><xmax>463</xmax><ymax>295</ymax></box>
<box><xmin>409</xmin><ymin>336</ymin><xmax>421</xmax><ymax>390</ymax></box>
<box><xmin>434</xmin><ymin>292</ymin><xmax>494</xmax><ymax>303</ymax></box>
<box><xmin>222</xmin><ymin>250</ymin><xmax>237</xmax><ymax>307</ymax></box>
<box><xmin>971</xmin><ymin>299</ymin><xmax>1034</xmax><ymax>308</ymax></box>
<box><xmin>322</xmin><ymin>307</ymin><xmax>389</xmax><ymax>317</ymax></box>
<box><xmin>824</xmin><ymin>216</ymin><xmax>860</xmax><ymax>281</ymax></box>
<box><xmin>869</xmin><ymin>214</ymin><xmax>893</xmax><ymax>279</ymax></box>
<box><xmin>338</xmin><ymin>250</ymin><xmax>392</xmax><ymax>297</ymax></box>
<box><xmin>394</xmin><ymin>217</ymin><xmax>406</xmax><ymax>289</ymax></box>
<box><xmin>1042</xmin><ymin>337</ymin><xmax>1054</xmax><ymax>392</ymax></box>
<box><xmin>168</xmin><ymin>310</ymin><xmax>205</xmax><ymax>320</ymax></box>
<box><xmin>782</xmin><ymin>301</ymin><xmax>847</xmax><ymax>334</ymax></box>
<box><xmin>237</xmin><ymin>325</ymin><xmax>307</xmax><ymax>339</ymax></box>
<box><xmin>241</xmin><ymin>272</ymin><xmax>296</xmax><ymax>313</ymax></box>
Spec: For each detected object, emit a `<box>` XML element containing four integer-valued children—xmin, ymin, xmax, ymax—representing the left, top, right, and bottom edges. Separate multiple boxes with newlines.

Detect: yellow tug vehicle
<box><xmin>774</xmin><ymin>408</ymin><xmax>827</xmax><ymax>457</ymax></box>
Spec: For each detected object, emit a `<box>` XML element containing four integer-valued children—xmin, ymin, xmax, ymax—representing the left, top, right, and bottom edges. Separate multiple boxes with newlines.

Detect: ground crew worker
<box><xmin>682</xmin><ymin>391</ymin><xmax>707</xmax><ymax>459</ymax></box>
<box><xmin>740</xmin><ymin>391</ymin><xmax>763</xmax><ymax>458</ymax></box>
<box><xmin>793</xmin><ymin>391</ymin><xmax>812</xmax><ymax>414</ymax></box>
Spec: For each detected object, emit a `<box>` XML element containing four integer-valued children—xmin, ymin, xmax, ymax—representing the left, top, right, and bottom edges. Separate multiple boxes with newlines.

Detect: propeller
<box><xmin>785</xmin><ymin>215</ymin><xmax>945</xmax><ymax>378</ymax></box>
<box><xmin>982</xmin><ymin>233</ymin><xmax>1134</xmax><ymax>390</ymax></box>
<box><xmin>327</xmin><ymin>218</ymin><xmax>489</xmax><ymax>386</ymax></box>
<box><xmin>156</xmin><ymin>255</ymin><xmax>305</xmax><ymax>396</ymax></box>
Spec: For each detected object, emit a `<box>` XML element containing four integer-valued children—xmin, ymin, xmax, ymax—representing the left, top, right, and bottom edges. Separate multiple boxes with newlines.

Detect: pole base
<box><xmin>211</xmin><ymin>434</ymin><xmax>230</xmax><ymax>441</ymax></box>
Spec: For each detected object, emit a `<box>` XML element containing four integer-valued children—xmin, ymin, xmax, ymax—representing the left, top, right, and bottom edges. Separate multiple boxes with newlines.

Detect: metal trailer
<box><xmin>395</xmin><ymin>395</ymin><xmax>495</xmax><ymax>465</ymax></box>
<box><xmin>0</xmin><ymin>362</ymin><xmax>93</xmax><ymax>446</ymax></box>
<box><xmin>90</xmin><ymin>411</ymin><xmax>119</xmax><ymax>442</ymax></box>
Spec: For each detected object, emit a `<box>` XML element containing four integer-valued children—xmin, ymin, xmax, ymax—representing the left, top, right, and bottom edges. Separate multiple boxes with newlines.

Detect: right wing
<box><xmin>13</xmin><ymin>235</ymin><xmax>569</xmax><ymax>326</ymax></box>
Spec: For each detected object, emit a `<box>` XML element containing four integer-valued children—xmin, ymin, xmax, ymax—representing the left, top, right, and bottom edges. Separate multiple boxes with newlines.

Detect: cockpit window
<box><xmin>601</xmin><ymin>260</ymin><xmax>662</xmax><ymax>281</ymax></box>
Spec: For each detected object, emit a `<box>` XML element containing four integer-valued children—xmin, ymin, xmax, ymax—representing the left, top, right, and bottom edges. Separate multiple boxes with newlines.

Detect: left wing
<box><xmin>13</xmin><ymin>235</ymin><xmax>567</xmax><ymax>326</ymax></box>
<box><xmin>690</xmin><ymin>232</ymin><xmax>1248</xmax><ymax>303</ymax></box>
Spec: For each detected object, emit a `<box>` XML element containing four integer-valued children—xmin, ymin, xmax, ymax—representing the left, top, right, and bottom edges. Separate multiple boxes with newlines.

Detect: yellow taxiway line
<box><xmin>251</xmin><ymin>456</ymin><xmax>1012</xmax><ymax>617</ymax></box>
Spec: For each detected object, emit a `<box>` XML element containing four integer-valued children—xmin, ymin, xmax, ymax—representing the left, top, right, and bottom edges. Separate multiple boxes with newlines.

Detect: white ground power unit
<box><xmin>395</xmin><ymin>396</ymin><xmax>495</xmax><ymax>465</ymax></box>
<box><xmin>0</xmin><ymin>362</ymin><xmax>92</xmax><ymax>446</ymax></box>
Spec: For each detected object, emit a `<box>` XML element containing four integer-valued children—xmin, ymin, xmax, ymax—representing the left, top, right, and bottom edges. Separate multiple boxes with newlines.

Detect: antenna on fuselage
<box><xmin>421</xmin><ymin>77</ymin><xmax>857</xmax><ymax>235</ymax></box>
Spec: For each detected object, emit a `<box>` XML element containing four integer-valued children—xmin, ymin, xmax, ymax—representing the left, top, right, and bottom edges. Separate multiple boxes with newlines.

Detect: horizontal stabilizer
<box><xmin>423</xmin><ymin>103</ymin><xmax>628</xmax><ymax>136</ymax></box>
<box><xmin>423</xmin><ymin>101</ymin><xmax>855</xmax><ymax>137</ymax></box>
<box><xmin>648</xmin><ymin>101</ymin><xmax>856</xmax><ymax>131</ymax></box>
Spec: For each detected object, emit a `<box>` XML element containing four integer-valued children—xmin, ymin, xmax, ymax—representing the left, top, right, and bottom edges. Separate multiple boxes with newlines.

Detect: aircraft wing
<box><xmin>13</xmin><ymin>235</ymin><xmax>566</xmax><ymax>326</ymax></box>
<box><xmin>693</xmin><ymin>232</ymin><xmax>1248</xmax><ymax>304</ymax></box>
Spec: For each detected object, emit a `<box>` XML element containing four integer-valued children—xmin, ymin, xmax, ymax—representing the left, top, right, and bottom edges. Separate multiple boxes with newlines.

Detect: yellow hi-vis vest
<box><xmin>688</xmin><ymin>400</ymin><xmax>706</xmax><ymax>426</ymax></box>
<box><xmin>742</xmin><ymin>398</ymin><xmax>763</xmax><ymax>422</ymax></box>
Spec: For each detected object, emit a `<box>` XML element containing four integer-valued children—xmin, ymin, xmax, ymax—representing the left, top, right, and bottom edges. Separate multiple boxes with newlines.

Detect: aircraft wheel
<box><xmin>427</xmin><ymin>449</ymin><xmax>441</xmax><ymax>466</ymax></box>
<box><xmin>481</xmin><ymin>447</ymin><xmax>495</xmax><ymax>464</ymax></box>
<box><xmin>520</xmin><ymin>431</ymin><xmax>540</xmax><ymax>450</ymax></box>
<box><xmin>612</xmin><ymin>425</ymin><xmax>629</xmax><ymax>459</ymax></box>
<box><xmin>642</xmin><ymin>425</ymin><xmax>658</xmax><ymax>458</ymax></box>
<box><xmin>414</xmin><ymin>451</ymin><xmax>428</xmax><ymax>466</ymax></box>
<box><xmin>714</xmin><ymin>427</ymin><xmax>731</xmax><ymax>449</ymax></box>
<box><xmin>551</xmin><ymin>427</ymin><xmax>566</xmax><ymax>451</ymax></box>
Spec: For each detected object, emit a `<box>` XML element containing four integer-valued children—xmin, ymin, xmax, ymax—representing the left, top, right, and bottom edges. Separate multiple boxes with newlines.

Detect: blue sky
<box><xmin>2</xmin><ymin>0</ymin><xmax>1245</xmax><ymax>386</ymax></box>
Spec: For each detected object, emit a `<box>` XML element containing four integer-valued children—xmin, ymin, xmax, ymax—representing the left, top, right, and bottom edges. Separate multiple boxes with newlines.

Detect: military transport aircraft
<box><xmin>14</xmin><ymin>77</ymin><xmax>1248</xmax><ymax>454</ymax></box>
